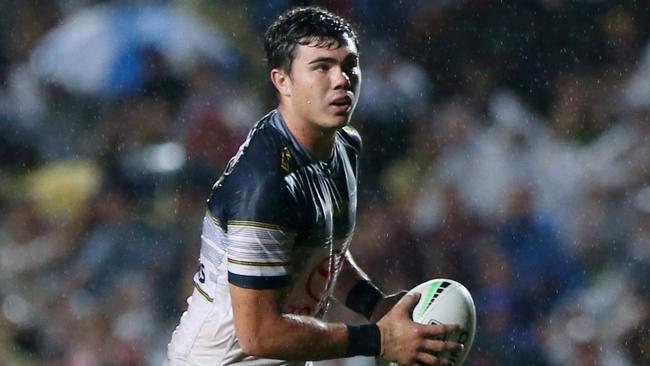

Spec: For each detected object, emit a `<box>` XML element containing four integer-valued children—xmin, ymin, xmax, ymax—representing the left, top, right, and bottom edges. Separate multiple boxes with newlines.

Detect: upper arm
<box><xmin>217</xmin><ymin>167</ymin><xmax>300</xmax><ymax>349</ymax></box>
<box><xmin>210</xmin><ymin>156</ymin><xmax>301</xmax><ymax>289</ymax></box>
<box><xmin>225</xmin><ymin>210</ymin><xmax>295</xmax><ymax>354</ymax></box>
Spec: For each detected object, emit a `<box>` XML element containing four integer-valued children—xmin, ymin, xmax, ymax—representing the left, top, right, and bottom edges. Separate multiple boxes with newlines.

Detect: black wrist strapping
<box><xmin>345</xmin><ymin>324</ymin><xmax>381</xmax><ymax>357</ymax></box>
<box><xmin>345</xmin><ymin>280</ymin><xmax>384</xmax><ymax>319</ymax></box>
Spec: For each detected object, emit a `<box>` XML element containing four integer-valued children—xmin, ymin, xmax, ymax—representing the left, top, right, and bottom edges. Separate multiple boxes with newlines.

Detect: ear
<box><xmin>270</xmin><ymin>68</ymin><xmax>291</xmax><ymax>98</ymax></box>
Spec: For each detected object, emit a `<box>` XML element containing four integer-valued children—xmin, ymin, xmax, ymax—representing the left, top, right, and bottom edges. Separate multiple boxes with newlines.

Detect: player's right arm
<box><xmin>230</xmin><ymin>284</ymin><xmax>462</xmax><ymax>364</ymax></box>
<box><xmin>218</xmin><ymin>136</ymin><xmax>460</xmax><ymax>364</ymax></box>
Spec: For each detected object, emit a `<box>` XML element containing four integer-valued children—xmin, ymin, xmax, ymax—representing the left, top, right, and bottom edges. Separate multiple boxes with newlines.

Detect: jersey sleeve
<box><xmin>221</xmin><ymin>173</ymin><xmax>300</xmax><ymax>290</ymax></box>
<box><xmin>226</xmin><ymin>223</ymin><xmax>296</xmax><ymax>289</ymax></box>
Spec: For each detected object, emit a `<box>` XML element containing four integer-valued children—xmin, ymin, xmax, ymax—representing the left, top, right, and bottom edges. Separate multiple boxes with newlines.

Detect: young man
<box><xmin>166</xmin><ymin>7</ymin><xmax>461</xmax><ymax>366</ymax></box>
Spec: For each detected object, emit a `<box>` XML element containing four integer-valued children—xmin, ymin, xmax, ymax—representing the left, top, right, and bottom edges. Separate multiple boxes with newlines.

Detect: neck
<box><xmin>278</xmin><ymin>104</ymin><xmax>336</xmax><ymax>161</ymax></box>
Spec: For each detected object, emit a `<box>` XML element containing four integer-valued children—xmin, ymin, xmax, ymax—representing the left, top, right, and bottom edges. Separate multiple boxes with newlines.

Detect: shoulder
<box><xmin>337</xmin><ymin>125</ymin><xmax>362</xmax><ymax>153</ymax></box>
<box><xmin>208</xmin><ymin>114</ymin><xmax>299</xmax><ymax>230</ymax></box>
<box><xmin>219</xmin><ymin>112</ymin><xmax>292</xmax><ymax>184</ymax></box>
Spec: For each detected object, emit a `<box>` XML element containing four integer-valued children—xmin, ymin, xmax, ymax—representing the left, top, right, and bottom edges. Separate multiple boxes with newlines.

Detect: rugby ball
<box><xmin>410</xmin><ymin>279</ymin><xmax>476</xmax><ymax>365</ymax></box>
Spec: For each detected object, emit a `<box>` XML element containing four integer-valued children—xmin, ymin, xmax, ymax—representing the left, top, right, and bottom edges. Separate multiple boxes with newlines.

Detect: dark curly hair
<box><xmin>264</xmin><ymin>7</ymin><xmax>358</xmax><ymax>74</ymax></box>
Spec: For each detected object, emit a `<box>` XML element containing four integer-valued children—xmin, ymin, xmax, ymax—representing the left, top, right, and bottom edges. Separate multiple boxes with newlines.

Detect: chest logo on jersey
<box><xmin>280</xmin><ymin>147</ymin><xmax>292</xmax><ymax>172</ymax></box>
<box><xmin>305</xmin><ymin>250</ymin><xmax>342</xmax><ymax>302</ymax></box>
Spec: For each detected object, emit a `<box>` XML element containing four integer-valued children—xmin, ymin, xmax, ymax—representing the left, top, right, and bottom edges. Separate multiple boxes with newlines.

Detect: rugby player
<box><xmin>166</xmin><ymin>6</ymin><xmax>461</xmax><ymax>366</ymax></box>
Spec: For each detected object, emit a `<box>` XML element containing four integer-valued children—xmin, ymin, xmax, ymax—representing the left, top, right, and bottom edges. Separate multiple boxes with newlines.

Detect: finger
<box><xmin>386</xmin><ymin>290</ymin><xmax>408</xmax><ymax>305</ymax></box>
<box><xmin>394</xmin><ymin>292</ymin><xmax>421</xmax><ymax>315</ymax></box>
<box><xmin>419</xmin><ymin>339</ymin><xmax>463</xmax><ymax>354</ymax></box>
<box><xmin>442</xmin><ymin>323</ymin><xmax>461</xmax><ymax>334</ymax></box>
<box><xmin>421</xmin><ymin>323</ymin><xmax>461</xmax><ymax>337</ymax></box>
<box><xmin>415</xmin><ymin>352</ymin><xmax>441</xmax><ymax>365</ymax></box>
<box><xmin>419</xmin><ymin>339</ymin><xmax>445</xmax><ymax>353</ymax></box>
<box><xmin>444</xmin><ymin>340</ymin><xmax>463</xmax><ymax>353</ymax></box>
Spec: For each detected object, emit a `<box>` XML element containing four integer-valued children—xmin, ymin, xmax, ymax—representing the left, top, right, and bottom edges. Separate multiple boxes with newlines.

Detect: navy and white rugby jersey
<box><xmin>168</xmin><ymin>110</ymin><xmax>360</xmax><ymax>366</ymax></box>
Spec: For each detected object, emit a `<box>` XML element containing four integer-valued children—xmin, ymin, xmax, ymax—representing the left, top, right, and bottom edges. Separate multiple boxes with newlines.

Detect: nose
<box><xmin>333</xmin><ymin>66</ymin><xmax>351</xmax><ymax>90</ymax></box>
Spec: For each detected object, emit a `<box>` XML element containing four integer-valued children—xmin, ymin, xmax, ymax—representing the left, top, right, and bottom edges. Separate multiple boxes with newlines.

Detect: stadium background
<box><xmin>1</xmin><ymin>0</ymin><xmax>649</xmax><ymax>365</ymax></box>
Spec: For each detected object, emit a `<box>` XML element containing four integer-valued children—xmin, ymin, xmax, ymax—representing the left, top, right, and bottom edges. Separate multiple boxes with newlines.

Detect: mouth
<box><xmin>330</xmin><ymin>94</ymin><xmax>354</xmax><ymax>113</ymax></box>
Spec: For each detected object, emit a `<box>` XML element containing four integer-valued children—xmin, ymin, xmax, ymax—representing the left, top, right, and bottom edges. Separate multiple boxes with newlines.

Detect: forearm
<box><xmin>230</xmin><ymin>284</ymin><xmax>380</xmax><ymax>361</ymax></box>
<box><xmin>334</xmin><ymin>251</ymin><xmax>385</xmax><ymax>320</ymax></box>
<box><xmin>333</xmin><ymin>251</ymin><xmax>371</xmax><ymax>301</ymax></box>
<box><xmin>229</xmin><ymin>280</ymin><xmax>458</xmax><ymax>365</ymax></box>
<box><xmin>244</xmin><ymin>313</ymin><xmax>349</xmax><ymax>360</ymax></box>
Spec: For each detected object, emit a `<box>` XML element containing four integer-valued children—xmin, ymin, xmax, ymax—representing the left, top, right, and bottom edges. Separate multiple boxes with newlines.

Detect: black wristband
<box><xmin>345</xmin><ymin>324</ymin><xmax>381</xmax><ymax>357</ymax></box>
<box><xmin>345</xmin><ymin>280</ymin><xmax>384</xmax><ymax>319</ymax></box>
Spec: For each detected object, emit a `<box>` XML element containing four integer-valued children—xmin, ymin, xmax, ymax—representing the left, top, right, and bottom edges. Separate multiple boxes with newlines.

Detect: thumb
<box><xmin>394</xmin><ymin>292</ymin><xmax>420</xmax><ymax>315</ymax></box>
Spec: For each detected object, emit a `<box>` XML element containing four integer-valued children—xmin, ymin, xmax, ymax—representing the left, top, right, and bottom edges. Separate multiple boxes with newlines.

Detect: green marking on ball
<box><xmin>417</xmin><ymin>281</ymin><xmax>442</xmax><ymax>318</ymax></box>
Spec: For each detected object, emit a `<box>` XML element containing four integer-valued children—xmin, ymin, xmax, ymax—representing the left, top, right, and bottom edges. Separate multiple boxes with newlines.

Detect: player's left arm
<box><xmin>336</xmin><ymin>128</ymin><xmax>406</xmax><ymax>320</ymax></box>
<box><xmin>334</xmin><ymin>251</ymin><xmax>407</xmax><ymax>322</ymax></box>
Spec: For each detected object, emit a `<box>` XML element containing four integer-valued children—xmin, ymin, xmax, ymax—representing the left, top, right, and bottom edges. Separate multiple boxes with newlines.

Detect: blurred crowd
<box><xmin>1</xmin><ymin>0</ymin><xmax>649</xmax><ymax>365</ymax></box>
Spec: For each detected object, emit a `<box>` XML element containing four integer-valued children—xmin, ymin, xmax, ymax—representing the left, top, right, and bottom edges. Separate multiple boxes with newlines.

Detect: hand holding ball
<box><xmin>409</xmin><ymin>279</ymin><xmax>476</xmax><ymax>365</ymax></box>
<box><xmin>376</xmin><ymin>279</ymin><xmax>476</xmax><ymax>366</ymax></box>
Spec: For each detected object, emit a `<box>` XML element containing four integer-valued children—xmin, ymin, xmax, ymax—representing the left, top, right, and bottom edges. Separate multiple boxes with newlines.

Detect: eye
<box><xmin>344</xmin><ymin>66</ymin><xmax>359</xmax><ymax>79</ymax></box>
<box><xmin>314</xmin><ymin>63</ymin><xmax>330</xmax><ymax>72</ymax></box>
<box><xmin>343</xmin><ymin>59</ymin><xmax>359</xmax><ymax>75</ymax></box>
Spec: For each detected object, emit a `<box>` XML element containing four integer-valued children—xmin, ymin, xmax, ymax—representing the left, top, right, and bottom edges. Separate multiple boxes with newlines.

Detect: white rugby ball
<box><xmin>410</xmin><ymin>278</ymin><xmax>476</xmax><ymax>365</ymax></box>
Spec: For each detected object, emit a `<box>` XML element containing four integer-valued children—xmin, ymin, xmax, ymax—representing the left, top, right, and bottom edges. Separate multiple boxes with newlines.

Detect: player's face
<box><xmin>284</xmin><ymin>35</ymin><xmax>361</xmax><ymax>131</ymax></box>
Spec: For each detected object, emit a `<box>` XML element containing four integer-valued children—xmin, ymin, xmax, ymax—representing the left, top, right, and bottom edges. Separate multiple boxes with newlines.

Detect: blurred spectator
<box><xmin>70</xmin><ymin>181</ymin><xmax>177</xmax><ymax>302</ymax></box>
<box><xmin>355</xmin><ymin>44</ymin><xmax>433</xmax><ymax>197</ymax></box>
<box><xmin>498</xmin><ymin>184</ymin><xmax>583</xmax><ymax>362</ymax></box>
<box><xmin>0</xmin><ymin>199</ymin><xmax>64</xmax><ymax>280</ymax></box>
<box><xmin>500</xmin><ymin>184</ymin><xmax>582</xmax><ymax>323</ymax></box>
<box><xmin>622</xmin><ymin>186</ymin><xmax>650</xmax><ymax>365</ymax></box>
<box><xmin>140</xmin><ymin>47</ymin><xmax>187</xmax><ymax>111</ymax></box>
<box><xmin>178</xmin><ymin>60</ymin><xmax>244</xmax><ymax>171</ymax></box>
<box><xmin>469</xmin><ymin>238</ymin><xmax>547</xmax><ymax>366</ymax></box>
